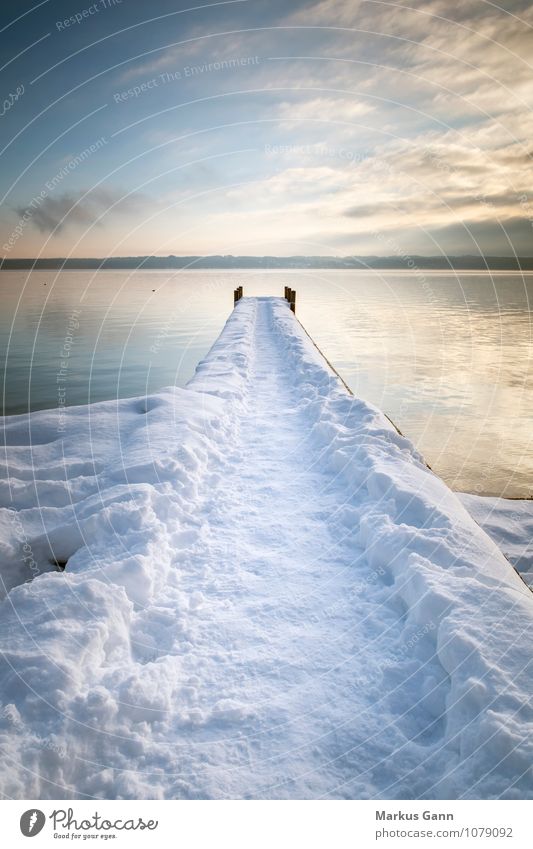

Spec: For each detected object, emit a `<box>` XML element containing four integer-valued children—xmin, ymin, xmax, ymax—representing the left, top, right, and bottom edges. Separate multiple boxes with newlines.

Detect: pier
<box><xmin>0</xmin><ymin>296</ymin><xmax>531</xmax><ymax>800</ymax></box>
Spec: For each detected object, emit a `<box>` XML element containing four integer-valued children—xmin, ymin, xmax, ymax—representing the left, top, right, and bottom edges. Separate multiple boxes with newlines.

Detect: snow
<box><xmin>458</xmin><ymin>494</ymin><xmax>533</xmax><ymax>589</ymax></box>
<box><xmin>0</xmin><ymin>296</ymin><xmax>532</xmax><ymax>800</ymax></box>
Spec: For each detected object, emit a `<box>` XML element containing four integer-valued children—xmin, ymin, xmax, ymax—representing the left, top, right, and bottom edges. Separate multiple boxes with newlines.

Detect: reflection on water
<box><xmin>1</xmin><ymin>269</ymin><xmax>532</xmax><ymax>497</ymax></box>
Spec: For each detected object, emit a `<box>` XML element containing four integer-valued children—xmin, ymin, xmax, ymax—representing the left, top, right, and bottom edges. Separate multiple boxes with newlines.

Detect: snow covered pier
<box><xmin>0</xmin><ymin>296</ymin><xmax>532</xmax><ymax>799</ymax></box>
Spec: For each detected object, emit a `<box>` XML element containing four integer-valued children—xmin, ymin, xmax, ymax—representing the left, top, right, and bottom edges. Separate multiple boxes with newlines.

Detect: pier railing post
<box><xmin>283</xmin><ymin>287</ymin><xmax>296</xmax><ymax>312</ymax></box>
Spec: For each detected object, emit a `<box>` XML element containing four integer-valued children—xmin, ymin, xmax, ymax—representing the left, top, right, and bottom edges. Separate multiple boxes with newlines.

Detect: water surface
<box><xmin>1</xmin><ymin>269</ymin><xmax>532</xmax><ymax>496</ymax></box>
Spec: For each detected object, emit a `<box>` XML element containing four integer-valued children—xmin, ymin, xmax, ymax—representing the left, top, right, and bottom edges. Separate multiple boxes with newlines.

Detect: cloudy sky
<box><xmin>1</xmin><ymin>0</ymin><xmax>532</xmax><ymax>258</ymax></box>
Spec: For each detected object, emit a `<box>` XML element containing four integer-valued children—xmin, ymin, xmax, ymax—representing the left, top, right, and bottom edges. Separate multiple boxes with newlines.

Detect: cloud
<box><xmin>7</xmin><ymin>0</ymin><xmax>532</xmax><ymax>257</ymax></box>
<box><xmin>427</xmin><ymin>216</ymin><xmax>533</xmax><ymax>255</ymax></box>
<box><xmin>280</xmin><ymin>0</ymin><xmax>533</xmax><ymax>117</ymax></box>
<box><xmin>16</xmin><ymin>188</ymin><xmax>147</xmax><ymax>235</ymax></box>
<box><xmin>275</xmin><ymin>95</ymin><xmax>374</xmax><ymax>123</ymax></box>
<box><xmin>115</xmin><ymin>40</ymin><xmax>203</xmax><ymax>84</ymax></box>
<box><xmin>284</xmin><ymin>0</ymin><xmax>366</xmax><ymax>26</ymax></box>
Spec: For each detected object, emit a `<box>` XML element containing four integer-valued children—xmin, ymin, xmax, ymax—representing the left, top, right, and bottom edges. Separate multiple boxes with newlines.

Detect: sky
<box><xmin>0</xmin><ymin>0</ymin><xmax>532</xmax><ymax>258</ymax></box>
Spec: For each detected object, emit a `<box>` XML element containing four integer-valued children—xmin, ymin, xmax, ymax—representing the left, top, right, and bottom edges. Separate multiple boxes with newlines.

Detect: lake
<box><xmin>1</xmin><ymin>269</ymin><xmax>532</xmax><ymax>497</ymax></box>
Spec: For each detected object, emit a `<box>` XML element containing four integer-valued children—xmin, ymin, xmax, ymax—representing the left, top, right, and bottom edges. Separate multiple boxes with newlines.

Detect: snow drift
<box><xmin>0</xmin><ymin>296</ymin><xmax>531</xmax><ymax>800</ymax></box>
<box><xmin>459</xmin><ymin>493</ymin><xmax>533</xmax><ymax>590</ymax></box>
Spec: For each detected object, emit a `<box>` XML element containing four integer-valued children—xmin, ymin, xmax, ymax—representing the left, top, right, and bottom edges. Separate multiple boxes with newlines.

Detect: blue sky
<box><xmin>1</xmin><ymin>0</ymin><xmax>532</xmax><ymax>257</ymax></box>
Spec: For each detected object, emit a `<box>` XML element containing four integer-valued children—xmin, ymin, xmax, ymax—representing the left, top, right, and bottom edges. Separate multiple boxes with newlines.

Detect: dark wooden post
<box><xmin>290</xmin><ymin>289</ymin><xmax>296</xmax><ymax>313</ymax></box>
<box><xmin>238</xmin><ymin>286</ymin><xmax>243</xmax><ymax>299</ymax></box>
<box><xmin>234</xmin><ymin>288</ymin><xmax>238</xmax><ymax>305</ymax></box>
<box><xmin>284</xmin><ymin>286</ymin><xmax>289</xmax><ymax>300</ymax></box>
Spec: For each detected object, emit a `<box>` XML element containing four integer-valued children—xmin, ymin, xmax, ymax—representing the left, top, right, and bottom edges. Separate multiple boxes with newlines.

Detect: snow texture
<box><xmin>459</xmin><ymin>494</ymin><xmax>533</xmax><ymax>590</ymax></box>
<box><xmin>0</xmin><ymin>296</ymin><xmax>532</xmax><ymax>800</ymax></box>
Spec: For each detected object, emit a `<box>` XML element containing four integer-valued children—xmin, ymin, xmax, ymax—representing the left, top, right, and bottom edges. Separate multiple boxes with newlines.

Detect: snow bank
<box><xmin>0</xmin><ymin>297</ymin><xmax>532</xmax><ymax>800</ymax></box>
<box><xmin>0</xmin><ymin>313</ymin><xmax>247</xmax><ymax>797</ymax></box>
<box><xmin>458</xmin><ymin>494</ymin><xmax>533</xmax><ymax>589</ymax></box>
<box><xmin>270</xmin><ymin>302</ymin><xmax>533</xmax><ymax>796</ymax></box>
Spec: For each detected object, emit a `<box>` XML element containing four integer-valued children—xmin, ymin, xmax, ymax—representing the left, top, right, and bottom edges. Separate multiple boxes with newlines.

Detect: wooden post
<box><xmin>238</xmin><ymin>285</ymin><xmax>243</xmax><ymax>299</ymax></box>
<box><xmin>290</xmin><ymin>289</ymin><xmax>296</xmax><ymax>313</ymax></box>
<box><xmin>284</xmin><ymin>286</ymin><xmax>289</xmax><ymax>300</ymax></box>
<box><xmin>234</xmin><ymin>288</ymin><xmax>238</xmax><ymax>305</ymax></box>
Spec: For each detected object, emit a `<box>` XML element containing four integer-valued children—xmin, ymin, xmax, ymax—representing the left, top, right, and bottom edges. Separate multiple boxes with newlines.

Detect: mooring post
<box><xmin>290</xmin><ymin>289</ymin><xmax>296</xmax><ymax>313</ymax></box>
<box><xmin>238</xmin><ymin>285</ymin><xmax>243</xmax><ymax>299</ymax></box>
<box><xmin>284</xmin><ymin>286</ymin><xmax>289</xmax><ymax>300</ymax></box>
<box><xmin>234</xmin><ymin>288</ymin><xmax>238</xmax><ymax>305</ymax></box>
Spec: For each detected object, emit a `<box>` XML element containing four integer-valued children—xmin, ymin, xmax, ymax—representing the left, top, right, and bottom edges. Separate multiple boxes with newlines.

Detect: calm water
<box><xmin>1</xmin><ymin>269</ymin><xmax>532</xmax><ymax>497</ymax></box>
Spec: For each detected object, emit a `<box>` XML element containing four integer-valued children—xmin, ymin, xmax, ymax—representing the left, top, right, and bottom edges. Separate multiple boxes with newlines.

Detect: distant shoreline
<box><xmin>2</xmin><ymin>255</ymin><xmax>533</xmax><ymax>271</ymax></box>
